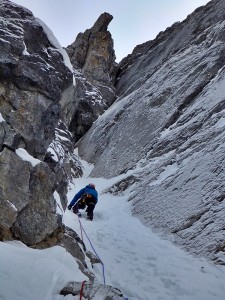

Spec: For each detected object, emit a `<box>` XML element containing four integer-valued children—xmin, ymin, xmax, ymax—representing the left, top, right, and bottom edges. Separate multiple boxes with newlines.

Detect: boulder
<box><xmin>0</xmin><ymin>148</ymin><xmax>30</xmax><ymax>238</ymax></box>
<box><xmin>60</xmin><ymin>280</ymin><xmax>124</xmax><ymax>299</ymax></box>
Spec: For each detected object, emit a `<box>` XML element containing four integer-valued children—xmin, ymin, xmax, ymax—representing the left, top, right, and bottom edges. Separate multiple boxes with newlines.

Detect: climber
<box><xmin>67</xmin><ymin>183</ymin><xmax>98</xmax><ymax>221</ymax></box>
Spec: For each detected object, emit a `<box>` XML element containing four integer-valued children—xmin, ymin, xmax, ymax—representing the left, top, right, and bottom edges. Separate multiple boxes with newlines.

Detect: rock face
<box><xmin>67</xmin><ymin>12</ymin><xmax>116</xmax><ymax>90</ymax></box>
<box><xmin>0</xmin><ymin>0</ymin><xmax>75</xmax><ymax>244</ymax></box>
<box><xmin>67</xmin><ymin>69</ymin><xmax>114</xmax><ymax>141</ymax></box>
<box><xmin>0</xmin><ymin>0</ymin><xmax>73</xmax><ymax>158</ymax></box>
<box><xmin>45</xmin><ymin>121</ymin><xmax>83</xmax><ymax>210</ymax></box>
<box><xmin>0</xmin><ymin>3</ymin><xmax>125</xmax><ymax>298</ymax></box>
<box><xmin>77</xmin><ymin>0</ymin><xmax>225</xmax><ymax>262</ymax></box>
<box><xmin>66</xmin><ymin>12</ymin><xmax>117</xmax><ymax>141</ymax></box>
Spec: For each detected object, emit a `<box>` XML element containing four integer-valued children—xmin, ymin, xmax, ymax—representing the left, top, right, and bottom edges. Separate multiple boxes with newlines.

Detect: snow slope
<box><xmin>0</xmin><ymin>242</ymin><xmax>87</xmax><ymax>300</ymax></box>
<box><xmin>0</xmin><ymin>153</ymin><xmax>225</xmax><ymax>300</ymax></box>
<box><xmin>64</xmin><ymin>156</ymin><xmax>225</xmax><ymax>300</ymax></box>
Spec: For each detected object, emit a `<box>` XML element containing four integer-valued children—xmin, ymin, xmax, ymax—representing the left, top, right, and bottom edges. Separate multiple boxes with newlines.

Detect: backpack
<box><xmin>80</xmin><ymin>193</ymin><xmax>96</xmax><ymax>205</ymax></box>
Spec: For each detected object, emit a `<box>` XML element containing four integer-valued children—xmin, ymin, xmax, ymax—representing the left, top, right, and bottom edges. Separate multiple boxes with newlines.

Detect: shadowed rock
<box><xmin>0</xmin><ymin>0</ymin><xmax>76</xmax><ymax>246</ymax></box>
<box><xmin>66</xmin><ymin>13</ymin><xmax>118</xmax><ymax>141</ymax></box>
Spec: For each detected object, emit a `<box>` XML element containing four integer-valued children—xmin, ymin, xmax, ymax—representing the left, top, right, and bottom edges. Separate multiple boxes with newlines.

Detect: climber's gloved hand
<box><xmin>68</xmin><ymin>205</ymin><xmax>72</xmax><ymax>210</ymax></box>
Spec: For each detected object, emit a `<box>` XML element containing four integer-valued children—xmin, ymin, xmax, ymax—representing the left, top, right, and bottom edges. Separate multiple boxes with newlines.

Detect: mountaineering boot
<box><xmin>73</xmin><ymin>206</ymin><xmax>81</xmax><ymax>217</ymax></box>
<box><xmin>86</xmin><ymin>203</ymin><xmax>94</xmax><ymax>221</ymax></box>
<box><xmin>72</xmin><ymin>203</ymin><xmax>79</xmax><ymax>214</ymax></box>
<box><xmin>87</xmin><ymin>214</ymin><xmax>93</xmax><ymax>221</ymax></box>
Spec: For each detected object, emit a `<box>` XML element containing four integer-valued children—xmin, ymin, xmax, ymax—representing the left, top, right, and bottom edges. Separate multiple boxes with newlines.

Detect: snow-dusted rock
<box><xmin>0</xmin><ymin>148</ymin><xmax>30</xmax><ymax>239</ymax></box>
<box><xmin>0</xmin><ymin>0</ymin><xmax>74</xmax><ymax>158</ymax></box>
<box><xmin>60</xmin><ymin>280</ymin><xmax>124</xmax><ymax>300</ymax></box>
<box><xmin>67</xmin><ymin>12</ymin><xmax>117</xmax><ymax>90</ymax></box>
<box><xmin>66</xmin><ymin>13</ymin><xmax>118</xmax><ymax>142</ymax></box>
<box><xmin>66</xmin><ymin>69</ymin><xmax>112</xmax><ymax>141</ymax></box>
<box><xmin>77</xmin><ymin>0</ymin><xmax>225</xmax><ymax>262</ymax></box>
<box><xmin>45</xmin><ymin>121</ymin><xmax>82</xmax><ymax>210</ymax></box>
<box><xmin>0</xmin><ymin>1</ymin><xmax>79</xmax><ymax>247</ymax></box>
<box><xmin>0</xmin><ymin>145</ymin><xmax>61</xmax><ymax>246</ymax></box>
<box><xmin>0</xmin><ymin>4</ymin><xmax>110</xmax><ymax>285</ymax></box>
<box><xmin>0</xmin><ymin>0</ymin><xmax>73</xmax><ymax>101</ymax></box>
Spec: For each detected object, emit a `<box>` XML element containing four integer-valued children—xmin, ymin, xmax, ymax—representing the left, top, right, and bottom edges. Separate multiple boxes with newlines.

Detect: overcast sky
<box><xmin>12</xmin><ymin>0</ymin><xmax>210</xmax><ymax>62</ymax></box>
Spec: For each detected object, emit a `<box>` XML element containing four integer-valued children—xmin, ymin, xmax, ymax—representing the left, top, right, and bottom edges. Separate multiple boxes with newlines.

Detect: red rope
<box><xmin>79</xmin><ymin>280</ymin><xmax>86</xmax><ymax>300</ymax></box>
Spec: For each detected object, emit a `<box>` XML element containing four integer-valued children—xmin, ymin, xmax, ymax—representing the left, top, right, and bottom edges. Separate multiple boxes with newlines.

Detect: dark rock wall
<box><xmin>0</xmin><ymin>0</ymin><xmax>75</xmax><ymax>245</ymax></box>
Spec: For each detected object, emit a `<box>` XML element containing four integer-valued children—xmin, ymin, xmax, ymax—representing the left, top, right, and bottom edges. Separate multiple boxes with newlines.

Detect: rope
<box><xmin>78</xmin><ymin>215</ymin><xmax>84</xmax><ymax>242</ymax></box>
<box><xmin>77</xmin><ymin>217</ymin><xmax>106</xmax><ymax>285</ymax></box>
<box><xmin>79</xmin><ymin>280</ymin><xmax>86</xmax><ymax>300</ymax></box>
<box><xmin>77</xmin><ymin>216</ymin><xmax>128</xmax><ymax>298</ymax></box>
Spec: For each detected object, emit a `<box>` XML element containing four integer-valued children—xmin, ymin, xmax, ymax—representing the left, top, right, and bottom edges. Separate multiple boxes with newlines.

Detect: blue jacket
<box><xmin>69</xmin><ymin>185</ymin><xmax>98</xmax><ymax>206</ymax></box>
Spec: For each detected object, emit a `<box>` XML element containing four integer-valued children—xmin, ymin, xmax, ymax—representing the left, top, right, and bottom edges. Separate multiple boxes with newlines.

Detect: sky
<box><xmin>1</xmin><ymin>149</ymin><xmax>225</xmax><ymax>300</ymax></box>
<box><xmin>12</xmin><ymin>0</ymin><xmax>210</xmax><ymax>62</ymax></box>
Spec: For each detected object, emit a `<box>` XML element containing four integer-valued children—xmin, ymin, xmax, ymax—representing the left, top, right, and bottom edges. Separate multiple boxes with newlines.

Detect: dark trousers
<box><xmin>73</xmin><ymin>198</ymin><xmax>96</xmax><ymax>220</ymax></box>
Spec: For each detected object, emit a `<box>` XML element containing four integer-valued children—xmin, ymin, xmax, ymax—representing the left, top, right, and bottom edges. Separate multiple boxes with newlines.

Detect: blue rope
<box><xmin>77</xmin><ymin>217</ymin><xmax>128</xmax><ymax>299</ymax></box>
<box><xmin>78</xmin><ymin>218</ymin><xmax>106</xmax><ymax>285</ymax></box>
